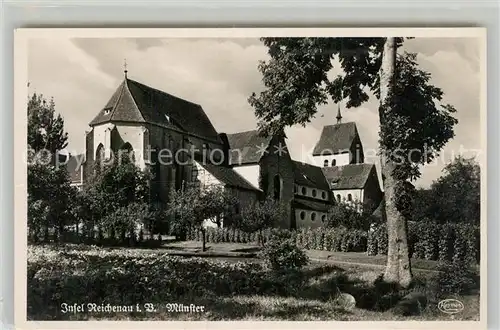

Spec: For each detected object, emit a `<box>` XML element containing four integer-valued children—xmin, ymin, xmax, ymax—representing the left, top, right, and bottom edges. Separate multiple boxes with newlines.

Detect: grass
<box><xmin>27</xmin><ymin>243</ymin><xmax>480</xmax><ymax>321</ymax></box>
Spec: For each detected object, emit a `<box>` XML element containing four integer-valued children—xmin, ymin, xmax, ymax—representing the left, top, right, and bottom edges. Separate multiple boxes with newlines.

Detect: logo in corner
<box><xmin>438</xmin><ymin>299</ymin><xmax>464</xmax><ymax>314</ymax></box>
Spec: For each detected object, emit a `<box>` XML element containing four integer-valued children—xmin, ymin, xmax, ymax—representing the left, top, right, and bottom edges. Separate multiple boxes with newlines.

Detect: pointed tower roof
<box><xmin>336</xmin><ymin>104</ymin><xmax>342</xmax><ymax>124</ymax></box>
<box><xmin>89</xmin><ymin>77</ymin><xmax>222</xmax><ymax>143</ymax></box>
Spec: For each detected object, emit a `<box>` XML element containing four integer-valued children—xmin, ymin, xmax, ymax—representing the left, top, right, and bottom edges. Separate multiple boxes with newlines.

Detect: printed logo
<box><xmin>438</xmin><ymin>299</ymin><xmax>464</xmax><ymax>314</ymax></box>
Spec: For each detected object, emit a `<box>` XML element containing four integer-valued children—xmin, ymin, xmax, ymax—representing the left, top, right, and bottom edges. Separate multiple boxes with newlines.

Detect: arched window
<box><xmin>321</xmin><ymin>214</ymin><xmax>326</xmax><ymax>222</ymax></box>
<box><xmin>347</xmin><ymin>194</ymin><xmax>353</xmax><ymax>202</ymax></box>
<box><xmin>312</xmin><ymin>189</ymin><xmax>317</xmax><ymax>198</ymax></box>
<box><xmin>301</xmin><ymin>187</ymin><xmax>307</xmax><ymax>195</ymax></box>
<box><xmin>273</xmin><ymin>175</ymin><xmax>282</xmax><ymax>200</ymax></box>
<box><xmin>300</xmin><ymin>211</ymin><xmax>306</xmax><ymax>220</ymax></box>
<box><xmin>95</xmin><ymin>143</ymin><xmax>105</xmax><ymax>174</ymax></box>
<box><xmin>322</xmin><ymin>191</ymin><xmax>327</xmax><ymax>199</ymax></box>
<box><xmin>332</xmin><ymin>159</ymin><xmax>337</xmax><ymax>166</ymax></box>
<box><xmin>336</xmin><ymin>194</ymin><xmax>341</xmax><ymax>203</ymax></box>
<box><xmin>323</xmin><ymin>159</ymin><xmax>329</xmax><ymax>167</ymax></box>
<box><xmin>311</xmin><ymin>212</ymin><xmax>316</xmax><ymax>222</ymax></box>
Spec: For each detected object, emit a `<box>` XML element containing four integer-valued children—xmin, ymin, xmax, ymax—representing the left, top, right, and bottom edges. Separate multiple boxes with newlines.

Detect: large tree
<box><xmin>27</xmin><ymin>93</ymin><xmax>68</xmax><ymax>155</ymax></box>
<box><xmin>249</xmin><ymin>37</ymin><xmax>458</xmax><ymax>287</ymax></box>
<box><xmin>27</xmin><ymin>93</ymin><xmax>74</xmax><ymax>241</ymax></box>
<box><xmin>413</xmin><ymin>156</ymin><xmax>480</xmax><ymax>224</ymax></box>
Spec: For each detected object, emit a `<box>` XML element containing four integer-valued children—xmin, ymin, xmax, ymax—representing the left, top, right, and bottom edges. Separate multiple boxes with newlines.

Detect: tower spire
<box><xmin>123</xmin><ymin>58</ymin><xmax>128</xmax><ymax>78</ymax></box>
<box><xmin>336</xmin><ymin>103</ymin><xmax>342</xmax><ymax>124</ymax></box>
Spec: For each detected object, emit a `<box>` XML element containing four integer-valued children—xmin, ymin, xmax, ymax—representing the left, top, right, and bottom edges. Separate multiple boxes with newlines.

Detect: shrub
<box><xmin>433</xmin><ymin>260</ymin><xmax>477</xmax><ymax>298</ymax></box>
<box><xmin>260</xmin><ymin>238</ymin><xmax>309</xmax><ymax>271</ymax></box>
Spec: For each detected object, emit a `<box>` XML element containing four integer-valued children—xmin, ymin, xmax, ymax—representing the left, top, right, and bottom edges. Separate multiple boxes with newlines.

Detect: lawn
<box><xmin>27</xmin><ymin>243</ymin><xmax>480</xmax><ymax>321</ymax></box>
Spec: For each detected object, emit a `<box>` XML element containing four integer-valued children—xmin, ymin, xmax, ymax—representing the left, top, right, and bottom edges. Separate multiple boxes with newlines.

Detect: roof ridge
<box><xmin>127</xmin><ymin>78</ymin><xmax>202</xmax><ymax>108</ymax></box>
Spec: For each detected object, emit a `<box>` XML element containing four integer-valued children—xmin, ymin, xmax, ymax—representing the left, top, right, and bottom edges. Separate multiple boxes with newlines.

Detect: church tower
<box><xmin>312</xmin><ymin>105</ymin><xmax>364</xmax><ymax>168</ymax></box>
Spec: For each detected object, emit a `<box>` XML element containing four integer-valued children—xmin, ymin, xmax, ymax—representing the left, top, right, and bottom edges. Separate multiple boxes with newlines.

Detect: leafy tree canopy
<box><xmin>249</xmin><ymin>38</ymin><xmax>458</xmax><ymax>181</ymax></box>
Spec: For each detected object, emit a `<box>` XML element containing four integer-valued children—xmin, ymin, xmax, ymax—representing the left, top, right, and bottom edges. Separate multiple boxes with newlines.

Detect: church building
<box><xmin>65</xmin><ymin>75</ymin><xmax>382</xmax><ymax>229</ymax></box>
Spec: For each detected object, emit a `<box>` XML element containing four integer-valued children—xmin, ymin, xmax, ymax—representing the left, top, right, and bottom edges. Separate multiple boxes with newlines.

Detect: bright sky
<box><xmin>27</xmin><ymin>37</ymin><xmax>481</xmax><ymax>188</ymax></box>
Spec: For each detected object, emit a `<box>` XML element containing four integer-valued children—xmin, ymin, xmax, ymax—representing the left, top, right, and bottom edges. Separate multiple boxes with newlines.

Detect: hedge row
<box><xmin>187</xmin><ymin>227</ymin><xmax>367</xmax><ymax>252</ymax></box>
<box><xmin>28</xmin><ymin>226</ymin><xmax>163</xmax><ymax>248</ymax></box>
<box><xmin>367</xmin><ymin>221</ymin><xmax>480</xmax><ymax>264</ymax></box>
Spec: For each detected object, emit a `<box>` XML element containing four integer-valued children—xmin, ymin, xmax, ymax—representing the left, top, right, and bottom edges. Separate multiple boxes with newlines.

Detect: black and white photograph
<box><xmin>16</xmin><ymin>28</ymin><xmax>486</xmax><ymax>325</ymax></box>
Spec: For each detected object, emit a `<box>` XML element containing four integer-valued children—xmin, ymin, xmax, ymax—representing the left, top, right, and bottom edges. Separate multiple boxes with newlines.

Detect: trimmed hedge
<box><xmin>187</xmin><ymin>227</ymin><xmax>367</xmax><ymax>253</ymax></box>
<box><xmin>367</xmin><ymin>221</ymin><xmax>480</xmax><ymax>264</ymax></box>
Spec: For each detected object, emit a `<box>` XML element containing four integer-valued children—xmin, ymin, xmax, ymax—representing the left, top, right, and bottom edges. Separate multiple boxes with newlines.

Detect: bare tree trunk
<box><xmin>379</xmin><ymin>37</ymin><xmax>412</xmax><ymax>288</ymax></box>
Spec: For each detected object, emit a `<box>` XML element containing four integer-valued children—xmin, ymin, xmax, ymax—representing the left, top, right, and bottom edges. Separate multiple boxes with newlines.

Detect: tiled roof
<box><xmin>198</xmin><ymin>162</ymin><xmax>260</xmax><ymax>192</ymax></box>
<box><xmin>89</xmin><ymin>78</ymin><xmax>221</xmax><ymax>143</ymax></box>
<box><xmin>312</xmin><ymin>122</ymin><xmax>359</xmax><ymax>156</ymax></box>
<box><xmin>292</xmin><ymin>160</ymin><xmax>330</xmax><ymax>190</ymax></box>
<box><xmin>64</xmin><ymin>154</ymin><xmax>84</xmax><ymax>184</ymax></box>
<box><xmin>293</xmin><ymin>198</ymin><xmax>332</xmax><ymax>212</ymax></box>
<box><xmin>322</xmin><ymin>163</ymin><xmax>375</xmax><ymax>189</ymax></box>
<box><xmin>225</xmin><ymin>130</ymin><xmax>273</xmax><ymax>166</ymax></box>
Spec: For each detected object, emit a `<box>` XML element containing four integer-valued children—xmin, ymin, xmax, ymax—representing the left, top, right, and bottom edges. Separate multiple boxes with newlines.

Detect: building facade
<box><xmin>65</xmin><ymin>76</ymin><xmax>383</xmax><ymax>230</ymax></box>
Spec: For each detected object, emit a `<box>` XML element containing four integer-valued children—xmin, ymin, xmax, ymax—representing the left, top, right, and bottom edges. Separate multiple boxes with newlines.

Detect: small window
<box><xmin>300</xmin><ymin>211</ymin><xmax>306</xmax><ymax>220</ymax></box>
<box><xmin>311</xmin><ymin>212</ymin><xmax>316</xmax><ymax>222</ymax></box>
<box><xmin>336</xmin><ymin>194</ymin><xmax>341</xmax><ymax>203</ymax></box>
<box><xmin>301</xmin><ymin>187</ymin><xmax>307</xmax><ymax>195</ymax></box>
<box><xmin>321</xmin><ymin>214</ymin><xmax>326</xmax><ymax>222</ymax></box>
<box><xmin>103</xmin><ymin>108</ymin><xmax>111</xmax><ymax>115</ymax></box>
<box><xmin>347</xmin><ymin>194</ymin><xmax>353</xmax><ymax>202</ymax></box>
<box><xmin>312</xmin><ymin>189</ymin><xmax>317</xmax><ymax>197</ymax></box>
<box><xmin>323</xmin><ymin>159</ymin><xmax>329</xmax><ymax>167</ymax></box>
<box><xmin>332</xmin><ymin>159</ymin><xmax>337</xmax><ymax>166</ymax></box>
<box><xmin>322</xmin><ymin>191</ymin><xmax>327</xmax><ymax>199</ymax></box>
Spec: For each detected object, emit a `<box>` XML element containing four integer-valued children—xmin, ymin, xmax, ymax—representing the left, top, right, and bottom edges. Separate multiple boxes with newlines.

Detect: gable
<box><xmin>313</xmin><ymin>122</ymin><xmax>359</xmax><ymax>156</ymax></box>
<box><xmin>90</xmin><ymin>78</ymin><xmax>221</xmax><ymax>143</ymax></box>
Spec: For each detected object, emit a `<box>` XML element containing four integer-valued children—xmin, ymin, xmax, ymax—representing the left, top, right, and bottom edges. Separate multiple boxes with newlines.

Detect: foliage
<box><xmin>412</xmin><ymin>156</ymin><xmax>480</xmax><ymax>225</ymax></box>
<box><xmin>261</xmin><ymin>238</ymin><xmax>309</xmax><ymax>271</ymax></box>
<box><xmin>326</xmin><ymin>202</ymin><xmax>370</xmax><ymax>230</ymax></box>
<box><xmin>188</xmin><ymin>226</ymin><xmax>367</xmax><ymax>253</ymax></box>
<box><xmin>368</xmin><ymin>221</ymin><xmax>480</xmax><ymax>264</ymax></box>
<box><xmin>27</xmin><ymin>163</ymin><xmax>77</xmax><ymax>242</ymax></box>
<box><xmin>27</xmin><ymin>244</ymin><xmax>317</xmax><ymax>320</ymax></box>
<box><xmin>432</xmin><ymin>260</ymin><xmax>477</xmax><ymax>298</ymax></box>
<box><xmin>249</xmin><ymin>38</ymin><xmax>457</xmax><ymax>181</ymax></box>
<box><xmin>100</xmin><ymin>203</ymin><xmax>152</xmax><ymax>242</ymax></box>
<box><xmin>27</xmin><ymin>93</ymin><xmax>68</xmax><ymax>154</ymax></box>
<box><xmin>235</xmin><ymin>197</ymin><xmax>286</xmax><ymax>245</ymax></box>
<box><xmin>167</xmin><ymin>184</ymin><xmax>238</xmax><ymax>248</ymax></box>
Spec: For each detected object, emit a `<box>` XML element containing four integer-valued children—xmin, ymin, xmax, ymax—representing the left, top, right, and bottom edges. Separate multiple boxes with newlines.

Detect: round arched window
<box><xmin>312</xmin><ymin>189</ymin><xmax>317</xmax><ymax>197</ymax></box>
<box><xmin>301</xmin><ymin>187</ymin><xmax>307</xmax><ymax>195</ymax></box>
<box><xmin>322</xmin><ymin>191</ymin><xmax>327</xmax><ymax>199</ymax></box>
<box><xmin>336</xmin><ymin>194</ymin><xmax>341</xmax><ymax>203</ymax></box>
<box><xmin>321</xmin><ymin>214</ymin><xmax>326</xmax><ymax>222</ymax></box>
<box><xmin>347</xmin><ymin>194</ymin><xmax>353</xmax><ymax>202</ymax></box>
<box><xmin>311</xmin><ymin>213</ymin><xmax>317</xmax><ymax>222</ymax></box>
<box><xmin>300</xmin><ymin>211</ymin><xmax>306</xmax><ymax>220</ymax></box>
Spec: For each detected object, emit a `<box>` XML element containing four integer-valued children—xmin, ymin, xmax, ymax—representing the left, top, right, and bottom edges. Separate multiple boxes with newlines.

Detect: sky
<box><xmin>27</xmin><ymin>36</ymin><xmax>482</xmax><ymax>188</ymax></box>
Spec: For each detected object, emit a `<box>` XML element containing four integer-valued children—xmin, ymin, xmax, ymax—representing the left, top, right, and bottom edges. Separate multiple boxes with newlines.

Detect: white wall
<box><xmin>295</xmin><ymin>209</ymin><xmax>328</xmax><ymax>229</ymax></box>
<box><xmin>192</xmin><ymin>161</ymin><xmax>223</xmax><ymax>188</ymax></box>
<box><xmin>314</xmin><ymin>153</ymin><xmax>350</xmax><ymax>167</ymax></box>
<box><xmin>92</xmin><ymin>122</ymin><xmax>146</xmax><ymax>169</ymax></box>
<box><xmin>233</xmin><ymin>164</ymin><xmax>260</xmax><ymax>189</ymax></box>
